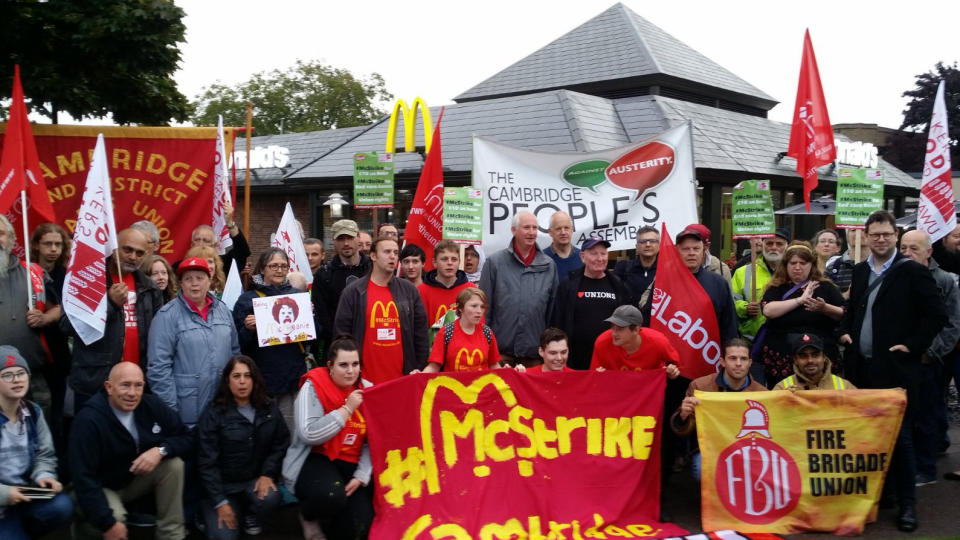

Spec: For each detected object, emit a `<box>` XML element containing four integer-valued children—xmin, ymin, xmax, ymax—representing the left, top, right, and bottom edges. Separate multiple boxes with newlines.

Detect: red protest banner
<box><xmin>363</xmin><ymin>369</ymin><xmax>688</xmax><ymax>539</ymax></box>
<box><xmin>0</xmin><ymin>124</ymin><xmax>231</xmax><ymax>261</ymax></box>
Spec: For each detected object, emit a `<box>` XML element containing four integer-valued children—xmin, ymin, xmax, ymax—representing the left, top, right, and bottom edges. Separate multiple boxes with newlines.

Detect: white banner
<box><xmin>62</xmin><ymin>134</ymin><xmax>119</xmax><ymax>345</ymax></box>
<box><xmin>473</xmin><ymin>123</ymin><xmax>697</xmax><ymax>252</ymax></box>
<box><xmin>212</xmin><ymin>115</ymin><xmax>233</xmax><ymax>255</ymax></box>
<box><xmin>917</xmin><ymin>80</ymin><xmax>955</xmax><ymax>243</ymax></box>
<box><xmin>271</xmin><ymin>202</ymin><xmax>312</xmax><ymax>284</ymax></box>
<box><xmin>221</xmin><ymin>259</ymin><xmax>242</xmax><ymax>311</ymax></box>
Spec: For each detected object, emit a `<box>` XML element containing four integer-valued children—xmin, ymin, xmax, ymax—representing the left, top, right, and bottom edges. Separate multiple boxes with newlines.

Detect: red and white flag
<box><xmin>0</xmin><ymin>65</ymin><xmax>56</xmax><ymax>255</ymax></box>
<box><xmin>650</xmin><ymin>224</ymin><xmax>722</xmax><ymax>379</ymax></box>
<box><xmin>402</xmin><ymin>107</ymin><xmax>445</xmax><ymax>271</ymax></box>
<box><xmin>916</xmin><ymin>80</ymin><xmax>955</xmax><ymax>242</ymax></box>
<box><xmin>271</xmin><ymin>202</ymin><xmax>312</xmax><ymax>284</ymax></box>
<box><xmin>212</xmin><ymin>115</ymin><xmax>233</xmax><ymax>255</ymax></box>
<box><xmin>787</xmin><ymin>29</ymin><xmax>836</xmax><ymax>212</ymax></box>
<box><xmin>62</xmin><ymin>134</ymin><xmax>119</xmax><ymax>345</ymax></box>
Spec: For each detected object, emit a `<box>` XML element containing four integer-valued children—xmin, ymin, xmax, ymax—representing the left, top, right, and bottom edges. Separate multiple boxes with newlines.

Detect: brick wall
<box><xmin>233</xmin><ymin>193</ymin><xmax>309</xmax><ymax>261</ymax></box>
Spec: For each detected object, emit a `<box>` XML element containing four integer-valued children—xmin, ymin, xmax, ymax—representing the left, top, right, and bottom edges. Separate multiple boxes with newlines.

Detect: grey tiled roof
<box><xmin>455</xmin><ymin>3</ymin><xmax>774</xmax><ymax>107</ymax></box>
<box><xmin>233</xmin><ymin>127</ymin><xmax>365</xmax><ymax>185</ymax></box>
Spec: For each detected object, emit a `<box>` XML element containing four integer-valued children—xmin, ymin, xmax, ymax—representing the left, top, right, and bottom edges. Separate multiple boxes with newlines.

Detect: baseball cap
<box><xmin>675</xmin><ymin>228</ymin><xmax>703</xmax><ymax>243</ymax></box>
<box><xmin>792</xmin><ymin>333</ymin><xmax>824</xmax><ymax>356</ymax></box>
<box><xmin>177</xmin><ymin>257</ymin><xmax>211</xmax><ymax>278</ymax></box>
<box><xmin>685</xmin><ymin>224</ymin><xmax>711</xmax><ymax>242</ymax></box>
<box><xmin>581</xmin><ymin>237</ymin><xmax>611</xmax><ymax>251</ymax></box>
<box><xmin>331</xmin><ymin>219</ymin><xmax>360</xmax><ymax>239</ymax></box>
<box><xmin>604</xmin><ymin>305</ymin><xmax>644</xmax><ymax>327</ymax></box>
<box><xmin>0</xmin><ymin>345</ymin><xmax>30</xmax><ymax>375</ymax></box>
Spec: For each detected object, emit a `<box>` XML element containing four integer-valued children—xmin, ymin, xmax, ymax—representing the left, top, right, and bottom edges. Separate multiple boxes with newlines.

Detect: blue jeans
<box><xmin>691</xmin><ymin>452</ymin><xmax>702</xmax><ymax>481</ymax></box>
<box><xmin>0</xmin><ymin>492</ymin><xmax>74</xmax><ymax>540</ymax></box>
<box><xmin>201</xmin><ymin>480</ymin><xmax>282</xmax><ymax>540</ymax></box>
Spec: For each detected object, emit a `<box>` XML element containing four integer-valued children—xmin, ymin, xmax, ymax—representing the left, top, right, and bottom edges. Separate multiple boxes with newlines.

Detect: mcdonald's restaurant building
<box><xmin>234</xmin><ymin>3</ymin><xmax>918</xmax><ymax>260</ymax></box>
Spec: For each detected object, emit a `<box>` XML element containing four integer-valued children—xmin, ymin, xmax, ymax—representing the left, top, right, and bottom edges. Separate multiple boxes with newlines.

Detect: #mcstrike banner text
<box><xmin>473</xmin><ymin>124</ymin><xmax>697</xmax><ymax>253</ymax></box>
<box><xmin>363</xmin><ymin>370</ymin><xmax>689</xmax><ymax>539</ymax></box>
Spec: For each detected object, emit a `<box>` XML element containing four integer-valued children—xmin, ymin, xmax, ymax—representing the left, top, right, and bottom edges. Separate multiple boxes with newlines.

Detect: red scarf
<box><xmin>22</xmin><ymin>261</ymin><xmax>51</xmax><ymax>363</ymax></box>
<box><xmin>512</xmin><ymin>240</ymin><xmax>536</xmax><ymax>267</ymax></box>
<box><xmin>300</xmin><ymin>367</ymin><xmax>366</xmax><ymax>463</ymax></box>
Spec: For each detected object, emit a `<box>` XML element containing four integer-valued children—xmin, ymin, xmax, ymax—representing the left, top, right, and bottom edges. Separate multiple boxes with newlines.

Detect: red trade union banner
<box><xmin>696</xmin><ymin>390</ymin><xmax>905</xmax><ymax>535</ymax></box>
<box><xmin>651</xmin><ymin>224</ymin><xmax>722</xmax><ymax>379</ymax></box>
<box><xmin>363</xmin><ymin>369</ymin><xmax>689</xmax><ymax>539</ymax></box>
<box><xmin>0</xmin><ymin>124</ymin><xmax>232</xmax><ymax>261</ymax></box>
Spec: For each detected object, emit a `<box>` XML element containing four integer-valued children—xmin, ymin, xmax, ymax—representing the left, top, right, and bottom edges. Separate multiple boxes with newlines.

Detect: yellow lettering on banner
<box><xmin>48</xmin><ymin>184</ymin><xmax>76</xmax><ymax>202</ymax></box>
<box><xmin>431</xmin><ymin>523</ymin><xmax>471</xmax><ymax>539</ymax></box>
<box><xmin>112</xmin><ymin>148</ymin><xmax>130</xmax><ymax>169</ymax></box>
<box><xmin>440</xmin><ymin>409</ymin><xmax>485</xmax><ymax>467</ymax></box>
<box><xmin>38</xmin><ymin>161</ymin><xmax>56</xmax><ymax>180</ymax></box>
<box><xmin>587</xmin><ymin>418</ymin><xmax>603</xmax><ymax>455</ymax></box>
<box><xmin>56</xmin><ymin>151</ymin><xmax>85</xmax><ymax>176</ymax></box>
<box><xmin>483</xmin><ymin>419</ymin><xmax>514</xmax><ymax>461</ymax></box>
<box><xmin>532</xmin><ymin>418</ymin><xmax>558</xmax><ymax>459</ymax></box>
<box><xmin>402</xmin><ymin>515</ymin><xmax>433</xmax><ymax>540</ymax></box>
<box><xmin>186</xmin><ymin>168</ymin><xmax>207</xmax><ymax>191</ymax></box>
<box><xmin>405</xmin><ymin>513</ymin><xmax>662</xmax><ymax>539</ymax></box>
<box><xmin>478</xmin><ymin>518</ymin><xmax>526</xmax><ymax>539</ymax></box>
<box><xmin>169</xmin><ymin>161</ymin><xmax>190</xmax><ymax>182</ymax></box>
<box><xmin>509</xmin><ymin>406</ymin><xmax>536</xmax><ymax>458</ymax></box>
<box><xmin>631</xmin><ymin>417</ymin><xmax>655</xmax><ymax>460</ymax></box>
<box><xmin>557</xmin><ymin>416</ymin><xmax>586</xmax><ymax>454</ymax></box>
<box><xmin>145</xmin><ymin>153</ymin><xmax>166</xmax><ymax>174</ymax></box>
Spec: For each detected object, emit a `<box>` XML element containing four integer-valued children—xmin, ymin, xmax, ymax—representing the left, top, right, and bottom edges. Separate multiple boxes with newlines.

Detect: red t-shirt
<box><xmin>589</xmin><ymin>328</ymin><xmax>678</xmax><ymax>371</ymax></box>
<box><xmin>417</xmin><ymin>281</ymin><xmax>475</xmax><ymax>326</ymax></box>
<box><xmin>114</xmin><ymin>272</ymin><xmax>139</xmax><ymax>365</ymax></box>
<box><xmin>362</xmin><ymin>281</ymin><xmax>403</xmax><ymax>384</ymax></box>
<box><xmin>526</xmin><ymin>364</ymin><xmax>575</xmax><ymax>374</ymax></box>
<box><xmin>427</xmin><ymin>320</ymin><xmax>501</xmax><ymax>372</ymax></box>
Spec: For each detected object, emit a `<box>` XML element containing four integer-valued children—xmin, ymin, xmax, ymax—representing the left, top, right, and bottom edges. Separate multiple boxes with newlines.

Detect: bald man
<box><xmin>61</xmin><ymin>228</ymin><xmax>165</xmax><ymax>411</ymax></box>
<box><xmin>543</xmin><ymin>211</ymin><xmax>583</xmax><ymax>280</ymax></box>
<box><xmin>70</xmin><ymin>362</ymin><xmax>192</xmax><ymax>540</ymax></box>
<box><xmin>179</xmin><ymin>202</ymin><xmax>251</xmax><ymax>274</ymax></box>
<box><xmin>479</xmin><ymin>211</ymin><xmax>558</xmax><ymax>366</ymax></box>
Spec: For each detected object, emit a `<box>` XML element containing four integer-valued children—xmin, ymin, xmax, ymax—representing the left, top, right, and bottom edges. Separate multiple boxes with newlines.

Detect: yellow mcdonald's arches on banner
<box><xmin>386</xmin><ymin>98</ymin><xmax>432</xmax><ymax>153</ymax></box>
<box><xmin>695</xmin><ymin>389</ymin><xmax>905</xmax><ymax>535</ymax></box>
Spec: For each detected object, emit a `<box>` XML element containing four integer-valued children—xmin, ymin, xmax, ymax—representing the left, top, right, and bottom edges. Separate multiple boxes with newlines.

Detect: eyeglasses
<box><xmin>868</xmin><ymin>232</ymin><xmax>896</xmax><ymax>240</ymax></box>
<box><xmin>0</xmin><ymin>370</ymin><xmax>29</xmax><ymax>382</ymax></box>
<box><xmin>637</xmin><ymin>239</ymin><xmax>659</xmax><ymax>245</ymax></box>
<box><xmin>266</xmin><ymin>263</ymin><xmax>289</xmax><ymax>271</ymax></box>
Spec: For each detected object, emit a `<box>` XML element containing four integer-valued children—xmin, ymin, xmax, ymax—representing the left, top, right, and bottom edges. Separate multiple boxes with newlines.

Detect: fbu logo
<box><xmin>715</xmin><ymin>400</ymin><xmax>801</xmax><ymax>523</ymax></box>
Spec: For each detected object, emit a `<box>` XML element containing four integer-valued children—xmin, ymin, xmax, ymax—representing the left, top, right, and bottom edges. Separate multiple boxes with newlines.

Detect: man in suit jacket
<box><xmin>839</xmin><ymin>210</ymin><xmax>947</xmax><ymax>533</ymax></box>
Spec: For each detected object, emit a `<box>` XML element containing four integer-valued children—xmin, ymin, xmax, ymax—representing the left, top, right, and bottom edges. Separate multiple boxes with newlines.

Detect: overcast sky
<box><xmin>174</xmin><ymin>1</ymin><xmax>957</xmax><ymax>130</ymax></box>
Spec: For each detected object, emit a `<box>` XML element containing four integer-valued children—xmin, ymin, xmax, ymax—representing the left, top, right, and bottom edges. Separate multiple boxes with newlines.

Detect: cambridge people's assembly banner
<box><xmin>696</xmin><ymin>389</ymin><xmax>905</xmax><ymax>535</ymax></box>
<box><xmin>0</xmin><ymin>124</ymin><xmax>223</xmax><ymax>261</ymax></box>
<box><xmin>363</xmin><ymin>370</ymin><xmax>690</xmax><ymax>539</ymax></box>
<box><xmin>473</xmin><ymin>123</ymin><xmax>697</xmax><ymax>252</ymax></box>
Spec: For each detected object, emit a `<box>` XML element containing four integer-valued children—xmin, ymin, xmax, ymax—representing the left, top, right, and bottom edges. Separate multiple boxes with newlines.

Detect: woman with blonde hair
<box><xmin>146</xmin><ymin>254</ymin><xmax>179</xmax><ymax>303</ymax></box>
<box><xmin>755</xmin><ymin>241</ymin><xmax>844</xmax><ymax>386</ymax></box>
<box><xmin>185</xmin><ymin>245</ymin><xmax>227</xmax><ymax>296</ymax></box>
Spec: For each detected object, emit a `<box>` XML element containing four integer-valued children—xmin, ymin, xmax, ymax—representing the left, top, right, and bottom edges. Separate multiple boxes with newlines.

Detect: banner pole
<box><xmin>19</xmin><ymin>191</ymin><xmax>34</xmax><ymax>310</ymax></box>
<box><xmin>749</xmin><ymin>245</ymin><xmax>757</xmax><ymax>303</ymax></box>
<box><xmin>854</xmin><ymin>231</ymin><xmax>861</xmax><ymax>264</ymax></box>
<box><xmin>243</xmin><ymin>103</ymin><xmax>253</xmax><ymax>234</ymax></box>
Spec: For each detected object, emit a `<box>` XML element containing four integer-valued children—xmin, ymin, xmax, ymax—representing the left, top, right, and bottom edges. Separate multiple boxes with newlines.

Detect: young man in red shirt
<box><xmin>590</xmin><ymin>305</ymin><xmax>680</xmax><ymax>379</ymax></box>
<box><xmin>523</xmin><ymin>328</ymin><xmax>575</xmax><ymax>373</ymax></box>
<box><xmin>417</xmin><ymin>240</ymin><xmax>476</xmax><ymax>327</ymax></box>
<box><xmin>334</xmin><ymin>237</ymin><xmax>429</xmax><ymax>384</ymax></box>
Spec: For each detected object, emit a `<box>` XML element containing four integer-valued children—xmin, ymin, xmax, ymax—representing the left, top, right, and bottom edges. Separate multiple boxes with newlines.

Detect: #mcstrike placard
<box><xmin>731</xmin><ymin>180</ymin><xmax>775</xmax><ymax>239</ymax></box>
<box><xmin>252</xmin><ymin>292</ymin><xmax>316</xmax><ymax>346</ymax></box>
<box><xmin>353</xmin><ymin>151</ymin><xmax>394</xmax><ymax>208</ymax></box>
<box><xmin>835</xmin><ymin>168</ymin><xmax>884</xmax><ymax>229</ymax></box>
<box><xmin>442</xmin><ymin>187</ymin><xmax>483</xmax><ymax>245</ymax></box>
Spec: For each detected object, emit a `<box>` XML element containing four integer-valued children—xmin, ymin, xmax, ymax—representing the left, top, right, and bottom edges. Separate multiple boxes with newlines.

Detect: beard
<box><xmin>763</xmin><ymin>251</ymin><xmax>783</xmax><ymax>265</ymax></box>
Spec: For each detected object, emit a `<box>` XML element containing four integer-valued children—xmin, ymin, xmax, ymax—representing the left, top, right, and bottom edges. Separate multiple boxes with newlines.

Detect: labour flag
<box><xmin>0</xmin><ymin>65</ymin><xmax>56</xmax><ymax>245</ymax></box>
<box><xmin>916</xmin><ymin>80</ymin><xmax>955</xmax><ymax>242</ymax></box>
<box><xmin>650</xmin><ymin>224</ymin><xmax>722</xmax><ymax>379</ymax></box>
<box><xmin>63</xmin><ymin>134</ymin><xmax>119</xmax><ymax>345</ymax></box>
<box><xmin>787</xmin><ymin>30</ymin><xmax>836</xmax><ymax>212</ymax></box>
<box><xmin>212</xmin><ymin>115</ymin><xmax>234</xmax><ymax>255</ymax></box>
<box><xmin>402</xmin><ymin>107</ymin><xmax>445</xmax><ymax>271</ymax></box>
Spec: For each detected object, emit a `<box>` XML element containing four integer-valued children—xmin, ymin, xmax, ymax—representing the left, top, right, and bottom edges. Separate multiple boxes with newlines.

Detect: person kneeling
<box><xmin>70</xmin><ymin>362</ymin><xmax>193</xmax><ymax>540</ymax></box>
<box><xmin>197</xmin><ymin>356</ymin><xmax>290</xmax><ymax>538</ymax></box>
<box><xmin>773</xmin><ymin>334</ymin><xmax>855</xmax><ymax>391</ymax></box>
<box><xmin>283</xmin><ymin>335</ymin><xmax>373</xmax><ymax>540</ymax></box>
<box><xmin>0</xmin><ymin>346</ymin><xmax>73</xmax><ymax>539</ymax></box>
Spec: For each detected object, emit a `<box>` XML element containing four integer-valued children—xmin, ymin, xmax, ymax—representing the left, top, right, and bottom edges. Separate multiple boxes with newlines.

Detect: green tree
<box><xmin>0</xmin><ymin>0</ymin><xmax>190</xmax><ymax>124</ymax></box>
<box><xmin>191</xmin><ymin>60</ymin><xmax>393</xmax><ymax>135</ymax></box>
<box><xmin>883</xmin><ymin>61</ymin><xmax>959</xmax><ymax>173</ymax></box>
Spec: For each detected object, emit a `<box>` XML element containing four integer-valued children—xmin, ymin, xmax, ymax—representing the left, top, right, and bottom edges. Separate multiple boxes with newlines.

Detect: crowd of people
<box><xmin>0</xmin><ymin>205</ymin><xmax>958</xmax><ymax>538</ymax></box>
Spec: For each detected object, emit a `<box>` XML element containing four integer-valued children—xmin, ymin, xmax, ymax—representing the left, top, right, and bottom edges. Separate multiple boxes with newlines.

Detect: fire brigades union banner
<box><xmin>0</xmin><ymin>124</ymin><xmax>224</xmax><ymax>261</ymax></box>
<box><xmin>363</xmin><ymin>370</ymin><xmax>690</xmax><ymax>539</ymax></box>
<box><xmin>473</xmin><ymin>123</ymin><xmax>697</xmax><ymax>252</ymax></box>
<box><xmin>696</xmin><ymin>389</ymin><xmax>905</xmax><ymax>535</ymax></box>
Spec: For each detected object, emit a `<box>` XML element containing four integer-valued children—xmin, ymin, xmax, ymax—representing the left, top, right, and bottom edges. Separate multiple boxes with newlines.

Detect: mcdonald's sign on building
<box><xmin>386</xmin><ymin>97</ymin><xmax>433</xmax><ymax>153</ymax></box>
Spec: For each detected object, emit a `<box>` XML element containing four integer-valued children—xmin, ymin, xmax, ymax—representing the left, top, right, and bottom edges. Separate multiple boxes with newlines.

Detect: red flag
<box><xmin>401</xmin><ymin>107</ymin><xmax>445</xmax><ymax>271</ymax></box>
<box><xmin>0</xmin><ymin>65</ymin><xmax>56</xmax><ymax>224</ymax></box>
<box><xmin>787</xmin><ymin>30</ymin><xmax>835</xmax><ymax>211</ymax></box>
<box><xmin>650</xmin><ymin>223</ymin><xmax>722</xmax><ymax>379</ymax></box>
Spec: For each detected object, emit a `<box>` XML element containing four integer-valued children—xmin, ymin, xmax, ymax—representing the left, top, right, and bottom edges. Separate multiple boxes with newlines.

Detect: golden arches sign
<box><xmin>386</xmin><ymin>98</ymin><xmax>433</xmax><ymax>153</ymax></box>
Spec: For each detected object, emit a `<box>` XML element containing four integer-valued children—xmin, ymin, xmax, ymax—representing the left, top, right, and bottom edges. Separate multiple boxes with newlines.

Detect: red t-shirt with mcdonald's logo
<box><xmin>363</xmin><ymin>281</ymin><xmax>403</xmax><ymax>384</ymax></box>
<box><xmin>417</xmin><ymin>281</ymin><xmax>475</xmax><ymax>326</ymax></box>
<box><xmin>427</xmin><ymin>319</ymin><xmax>501</xmax><ymax>372</ymax></box>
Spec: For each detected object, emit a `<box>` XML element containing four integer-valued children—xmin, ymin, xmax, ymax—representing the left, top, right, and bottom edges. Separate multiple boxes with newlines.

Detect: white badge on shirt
<box><xmin>377</xmin><ymin>328</ymin><xmax>396</xmax><ymax>341</ymax></box>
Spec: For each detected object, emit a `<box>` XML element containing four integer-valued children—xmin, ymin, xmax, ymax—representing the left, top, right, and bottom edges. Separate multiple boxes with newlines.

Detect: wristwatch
<box><xmin>157</xmin><ymin>445</ymin><xmax>169</xmax><ymax>457</ymax></box>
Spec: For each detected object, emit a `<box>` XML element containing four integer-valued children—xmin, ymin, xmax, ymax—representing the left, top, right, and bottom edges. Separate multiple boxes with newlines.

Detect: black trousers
<box><xmin>295</xmin><ymin>454</ymin><xmax>373</xmax><ymax>539</ymax></box>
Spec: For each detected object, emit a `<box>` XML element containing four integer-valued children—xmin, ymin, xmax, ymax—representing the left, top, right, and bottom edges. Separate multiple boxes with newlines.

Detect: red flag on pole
<box><xmin>0</xmin><ymin>65</ymin><xmax>56</xmax><ymax>223</ymax></box>
<box><xmin>401</xmin><ymin>107</ymin><xmax>445</xmax><ymax>271</ymax></box>
<box><xmin>787</xmin><ymin>30</ymin><xmax>836</xmax><ymax>212</ymax></box>
<box><xmin>650</xmin><ymin>224</ymin><xmax>723</xmax><ymax>379</ymax></box>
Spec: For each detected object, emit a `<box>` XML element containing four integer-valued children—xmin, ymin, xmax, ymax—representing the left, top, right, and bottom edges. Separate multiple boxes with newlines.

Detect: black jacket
<box><xmin>693</xmin><ymin>267</ymin><xmax>739</xmax><ymax>342</ymax></box>
<box><xmin>196</xmin><ymin>400</ymin><xmax>290</xmax><ymax>503</ymax></box>
<box><xmin>233</xmin><ymin>280</ymin><xmax>310</xmax><ymax>395</ymax></box>
<box><xmin>551</xmin><ymin>269</ymin><xmax>629</xmax><ymax>336</ymax></box>
<box><xmin>69</xmin><ymin>391</ymin><xmax>193</xmax><ymax>532</ymax></box>
<box><xmin>839</xmin><ymin>251</ymin><xmax>947</xmax><ymax>403</ymax></box>
<box><xmin>334</xmin><ymin>274</ymin><xmax>429</xmax><ymax>375</ymax></box>
<box><xmin>60</xmin><ymin>267</ymin><xmax>163</xmax><ymax>396</ymax></box>
<box><xmin>313</xmin><ymin>254</ymin><xmax>371</xmax><ymax>340</ymax></box>
<box><xmin>613</xmin><ymin>257</ymin><xmax>657</xmax><ymax>323</ymax></box>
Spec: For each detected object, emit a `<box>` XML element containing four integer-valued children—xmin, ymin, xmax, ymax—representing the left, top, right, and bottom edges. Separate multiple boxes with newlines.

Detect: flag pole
<box><xmin>19</xmin><ymin>191</ymin><xmax>34</xmax><ymax>310</ymax></box>
<box><xmin>243</xmin><ymin>102</ymin><xmax>253</xmax><ymax>234</ymax></box>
